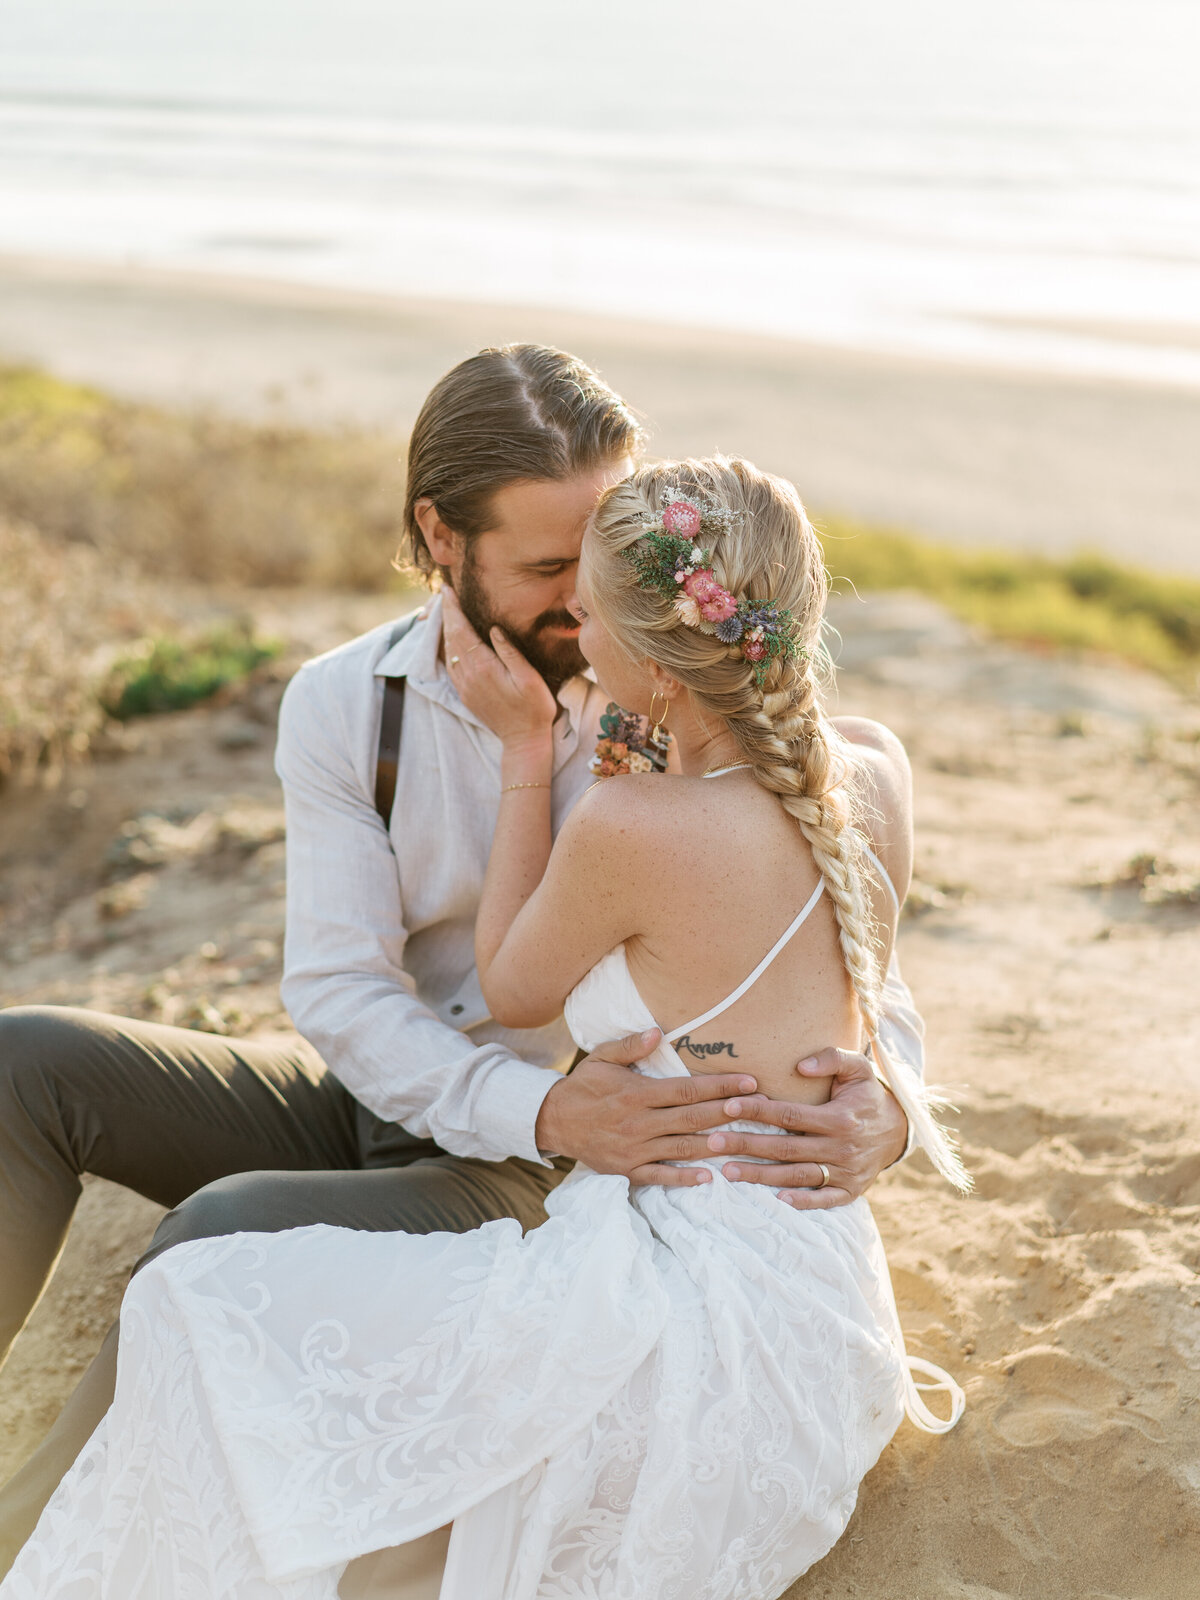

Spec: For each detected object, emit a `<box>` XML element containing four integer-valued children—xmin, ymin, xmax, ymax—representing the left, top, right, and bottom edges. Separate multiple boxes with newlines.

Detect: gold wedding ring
<box><xmin>815</xmin><ymin>1163</ymin><xmax>831</xmax><ymax>1190</ymax></box>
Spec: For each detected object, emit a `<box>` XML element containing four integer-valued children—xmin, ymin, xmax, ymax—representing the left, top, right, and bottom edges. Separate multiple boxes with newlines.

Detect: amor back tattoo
<box><xmin>673</xmin><ymin>1035</ymin><xmax>739</xmax><ymax>1061</ymax></box>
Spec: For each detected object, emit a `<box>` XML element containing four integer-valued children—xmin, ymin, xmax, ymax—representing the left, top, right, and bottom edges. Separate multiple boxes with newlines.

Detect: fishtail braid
<box><xmin>724</xmin><ymin>656</ymin><xmax>970</xmax><ymax>1191</ymax></box>
<box><xmin>727</xmin><ymin>658</ymin><xmax>884</xmax><ymax>1036</ymax></box>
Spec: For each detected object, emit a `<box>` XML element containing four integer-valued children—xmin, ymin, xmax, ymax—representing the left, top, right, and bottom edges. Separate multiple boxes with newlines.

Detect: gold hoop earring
<box><xmin>648</xmin><ymin>691</ymin><xmax>670</xmax><ymax>742</ymax></box>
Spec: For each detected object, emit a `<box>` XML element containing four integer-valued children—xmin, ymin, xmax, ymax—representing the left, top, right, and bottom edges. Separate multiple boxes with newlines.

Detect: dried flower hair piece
<box><xmin>590</xmin><ymin>702</ymin><xmax>672</xmax><ymax>778</ymax></box>
<box><xmin>625</xmin><ymin>487</ymin><xmax>806</xmax><ymax>684</ymax></box>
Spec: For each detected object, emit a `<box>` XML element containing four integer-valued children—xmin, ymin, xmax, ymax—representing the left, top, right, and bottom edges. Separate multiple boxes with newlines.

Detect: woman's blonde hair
<box><xmin>586</xmin><ymin>456</ymin><xmax>969</xmax><ymax>1191</ymax></box>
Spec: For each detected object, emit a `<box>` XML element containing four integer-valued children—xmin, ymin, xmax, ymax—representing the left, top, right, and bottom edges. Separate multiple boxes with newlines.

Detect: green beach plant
<box><xmin>819</xmin><ymin>518</ymin><xmax>1200</xmax><ymax>683</ymax></box>
<box><xmin>99</xmin><ymin>623</ymin><xmax>282</xmax><ymax>721</ymax></box>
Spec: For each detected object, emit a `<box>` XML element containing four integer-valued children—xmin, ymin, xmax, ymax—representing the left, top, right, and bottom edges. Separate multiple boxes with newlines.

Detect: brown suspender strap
<box><xmin>373</xmin><ymin>612</ymin><xmax>422</xmax><ymax>827</ymax></box>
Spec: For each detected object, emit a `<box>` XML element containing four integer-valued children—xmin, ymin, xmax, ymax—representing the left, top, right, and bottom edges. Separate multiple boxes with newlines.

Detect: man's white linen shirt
<box><xmin>275</xmin><ymin>595</ymin><xmax>926</xmax><ymax>1166</ymax></box>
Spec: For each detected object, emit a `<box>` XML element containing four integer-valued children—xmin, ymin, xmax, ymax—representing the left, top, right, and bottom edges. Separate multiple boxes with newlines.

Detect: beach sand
<box><xmin>2</xmin><ymin>253</ymin><xmax>1200</xmax><ymax>576</ymax></box>
<box><xmin>1</xmin><ymin>263</ymin><xmax>1198</xmax><ymax>1597</ymax></box>
<box><xmin>1</xmin><ymin>587</ymin><xmax>1197</xmax><ymax>1600</ymax></box>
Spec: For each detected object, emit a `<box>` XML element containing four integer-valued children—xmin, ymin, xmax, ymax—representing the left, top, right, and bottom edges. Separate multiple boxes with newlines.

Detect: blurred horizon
<box><xmin>2</xmin><ymin>0</ymin><xmax>1199</xmax><ymax>386</ymax></box>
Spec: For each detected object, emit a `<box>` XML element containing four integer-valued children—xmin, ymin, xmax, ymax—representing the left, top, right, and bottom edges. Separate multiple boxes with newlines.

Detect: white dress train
<box><xmin>1</xmin><ymin>934</ymin><xmax>961</xmax><ymax>1600</ymax></box>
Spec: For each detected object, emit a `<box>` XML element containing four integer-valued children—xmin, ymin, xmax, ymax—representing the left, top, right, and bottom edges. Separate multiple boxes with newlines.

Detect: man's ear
<box><xmin>414</xmin><ymin>498</ymin><xmax>463</xmax><ymax>570</ymax></box>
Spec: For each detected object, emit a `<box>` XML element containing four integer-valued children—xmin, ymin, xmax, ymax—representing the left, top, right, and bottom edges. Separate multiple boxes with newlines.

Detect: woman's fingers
<box><xmin>488</xmin><ymin>626</ymin><xmax>544</xmax><ymax>694</ymax></box>
<box><xmin>440</xmin><ymin>586</ymin><xmax>482</xmax><ymax>656</ymax></box>
<box><xmin>442</xmin><ymin>592</ymin><xmax>498</xmax><ymax>685</ymax></box>
<box><xmin>440</xmin><ymin>593</ymin><xmax>558</xmax><ymax>738</ymax></box>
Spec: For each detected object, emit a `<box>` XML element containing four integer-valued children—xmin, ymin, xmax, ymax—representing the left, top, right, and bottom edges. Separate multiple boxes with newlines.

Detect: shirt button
<box><xmin>449</xmin><ymin>1003</ymin><xmax>464</xmax><ymax>1015</ymax></box>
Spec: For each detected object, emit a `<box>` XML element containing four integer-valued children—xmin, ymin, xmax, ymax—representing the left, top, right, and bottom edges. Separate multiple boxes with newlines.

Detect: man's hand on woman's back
<box><xmin>536</xmin><ymin>1030</ymin><xmax>758</xmax><ymax>1188</ymax></box>
<box><xmin>702</xmin><ymin>1048</ymin><xmax>910</xmax><ymax>1208</ymax></box>
<box><xmin>536</xmin><ymin>1033</ymin><xmax>907</xmax><ymax>1203</ymax></box>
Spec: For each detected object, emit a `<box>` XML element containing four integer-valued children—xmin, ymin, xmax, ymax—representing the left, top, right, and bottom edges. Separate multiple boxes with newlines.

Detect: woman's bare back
<box><xmin>620</xmin><ymin>758</ymin><xmax>903</xmax><ymax>1107</ymax></box>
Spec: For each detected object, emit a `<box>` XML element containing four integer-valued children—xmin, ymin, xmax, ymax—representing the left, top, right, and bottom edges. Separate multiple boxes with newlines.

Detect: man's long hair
<box><xmin>399</xmin><ymin>343</ymin><xmax>644</xmax><ymax>581</ymax></box>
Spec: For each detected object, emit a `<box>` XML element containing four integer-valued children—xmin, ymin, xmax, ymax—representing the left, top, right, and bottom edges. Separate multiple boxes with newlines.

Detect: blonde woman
<box><xmin>2</xmin><ymin>458</ymin><xmax>965</xmax><ymax>1600</ymax></box>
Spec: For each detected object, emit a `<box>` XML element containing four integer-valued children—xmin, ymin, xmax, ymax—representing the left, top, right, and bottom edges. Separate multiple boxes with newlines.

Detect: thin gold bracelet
<box><xmin>501</xmin><ymin>781</ymin><xmax>551</xmax><ymax>793</ymax></box>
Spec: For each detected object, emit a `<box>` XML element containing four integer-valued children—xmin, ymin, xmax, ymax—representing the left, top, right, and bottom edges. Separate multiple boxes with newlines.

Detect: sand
<box><xmin>1</xmin><ymin>585</ymin><xmax>1197</xmax><ymax>1599</ymax></box>
<box><xmin>1</xmin><ymin>262</ymin><xmax>1199</xmax><ymax>1597</ymax></box>
<box><xmin>2</xmin><ymin>253</ymin><xmax>1200</xmax><ymax>576</ymax></box>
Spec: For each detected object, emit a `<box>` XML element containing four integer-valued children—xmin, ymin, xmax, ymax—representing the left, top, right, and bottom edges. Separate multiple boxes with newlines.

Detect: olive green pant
<box><xmin>0</xmin><ymin>1005</ymin><xmax>568</xmax><ymax>1576</ymax></box>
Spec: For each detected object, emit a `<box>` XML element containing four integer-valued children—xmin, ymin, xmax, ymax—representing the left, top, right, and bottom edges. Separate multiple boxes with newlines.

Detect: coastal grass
<box><xmin>0</xmin><ymin>365</ymin><xmax>408</xmax><ymax>591</ymax></box>
<box><xmin>819</xmin><ymin>517</ymin><xmax>1200</xmax><ymax>682</ymax></box>
<box><xmin>0</xmin><ymin>516</ymin><xmax>285</xmax><ymax>782</ymax></box>
<box><xmin>2</xmin><ymin>365</ymin><xmax>1196</xmax><ymax>782</ymax></box>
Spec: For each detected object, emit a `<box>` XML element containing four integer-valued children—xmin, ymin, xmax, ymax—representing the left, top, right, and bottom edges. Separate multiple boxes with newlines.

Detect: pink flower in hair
<box><xmin>683</xmin><ymin>568</ymin><xmax>718</xmax><ymax>601</ymax></box>
<box><xmin>662</xmin><ymin>500</ymin><xmax>701</xmax><ymax>538</ymax></box>
<box><xmin>742</xmin><ymin>637</ymin><xmax>767</xmax><ymax>662</ymax></box>
<box><xmin>699</xmin><ymin>588</ymin><xmax>737</xmax><ymax>623</ymax></box>
<box><xmin>683</xmin><ymin>568</ymin><xmax>737</xmax><ymax>622</ymax></box>
<box><xmin>674</xmin><ymin>593</ymin><xmax>702</xmax><ymax>627</ymax></box>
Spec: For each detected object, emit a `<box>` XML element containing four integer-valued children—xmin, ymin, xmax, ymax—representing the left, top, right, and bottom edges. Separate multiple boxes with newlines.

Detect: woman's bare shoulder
<box><xmin>567</xmin><ymin>770</ymin><xmax>700</xmax><ymax>838</ymax></box>
<box><xmin>559</xmin><ymin>771</ymin><xmax>731</xmax><ymax>872</ymax></box>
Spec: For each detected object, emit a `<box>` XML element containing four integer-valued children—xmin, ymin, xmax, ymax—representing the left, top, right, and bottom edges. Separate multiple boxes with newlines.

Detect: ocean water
<box><xmin>1</xmin><ymin>0</ymin><xmax>1199</xmax><ymax>385</ymax></box>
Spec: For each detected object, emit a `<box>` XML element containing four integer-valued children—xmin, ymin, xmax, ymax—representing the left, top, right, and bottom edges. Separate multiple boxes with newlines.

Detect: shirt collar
<box><xmin>374</xmin><ymin>593</ymin><xmax>443</xmax><ymax>682</ymax></box>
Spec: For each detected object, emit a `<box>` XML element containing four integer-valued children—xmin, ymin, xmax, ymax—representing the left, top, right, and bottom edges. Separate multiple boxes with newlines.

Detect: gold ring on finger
<box><xmin>814</xmin><ymin>1162</ymin><xmax>830</xmax><ymax>1190</ymax></box>
<box><xmin>448</xmin><ymin>655</ymin><xmax>461</xmax><ymax>667</ymax></box>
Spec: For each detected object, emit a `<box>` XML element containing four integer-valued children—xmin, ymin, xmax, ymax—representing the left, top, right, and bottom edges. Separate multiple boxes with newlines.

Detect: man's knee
<box><xmin>0</xmin><ymin>1008</ymin><xmax>97</xmax><ymax>1136</ymax></box>
<box><xmin>0</xmin><ymin>1007</ymin><xmax>71</xmax><ymax>1099</ymax></box>
<box><xmin>137</xmin><ymin>1169</ymin><xmax>299</xmax><ymax>1271</ymax></box>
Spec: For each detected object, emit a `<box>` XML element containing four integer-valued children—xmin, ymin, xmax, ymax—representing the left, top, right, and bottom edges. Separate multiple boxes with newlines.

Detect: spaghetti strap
<box><xmin>664</xmin><ymin>878</ymin><xmax>825</xmax><ymax>1043</ymax></box>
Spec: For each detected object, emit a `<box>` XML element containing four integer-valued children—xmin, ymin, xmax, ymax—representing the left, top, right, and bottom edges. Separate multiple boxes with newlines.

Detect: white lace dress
<box><xmin>1</xmin><ymin>938</ymin><xmax>961</xmax><ymax>1600</ymax></box>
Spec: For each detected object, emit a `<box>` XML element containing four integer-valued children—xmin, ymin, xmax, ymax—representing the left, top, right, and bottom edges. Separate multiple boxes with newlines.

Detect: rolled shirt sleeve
<box><xmin>275</xmin><ymin>661</ymin><xmax>561</xmax><ymax>1166</ymax></box>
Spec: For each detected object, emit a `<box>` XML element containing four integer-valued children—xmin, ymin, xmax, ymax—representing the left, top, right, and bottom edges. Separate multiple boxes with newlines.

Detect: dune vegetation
<box><xmin>0</xmin><ymin>365</ymin><xmax>405</xmax><ymax>590</ymax></box>
<box><xmin>0</xmin><ymin>367</ymin><xmax>410</xmax><ymax>783</ymax></box>
<box><xmin>2</xmin><ymin>365</ymin><xmax>1196</xmax><ymax>786</ymax></box>
<box><xmin>820</xmin><ymin>518</ymin><xmax>1200</xmax><ymax>681</ymax></box>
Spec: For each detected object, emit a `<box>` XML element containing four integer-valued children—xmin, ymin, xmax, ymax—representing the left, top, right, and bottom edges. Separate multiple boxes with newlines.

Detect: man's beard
<box><xmin>453</xmin><ymin>551</ymin><xmax>586</xmax><ymax>695</ymax></box>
